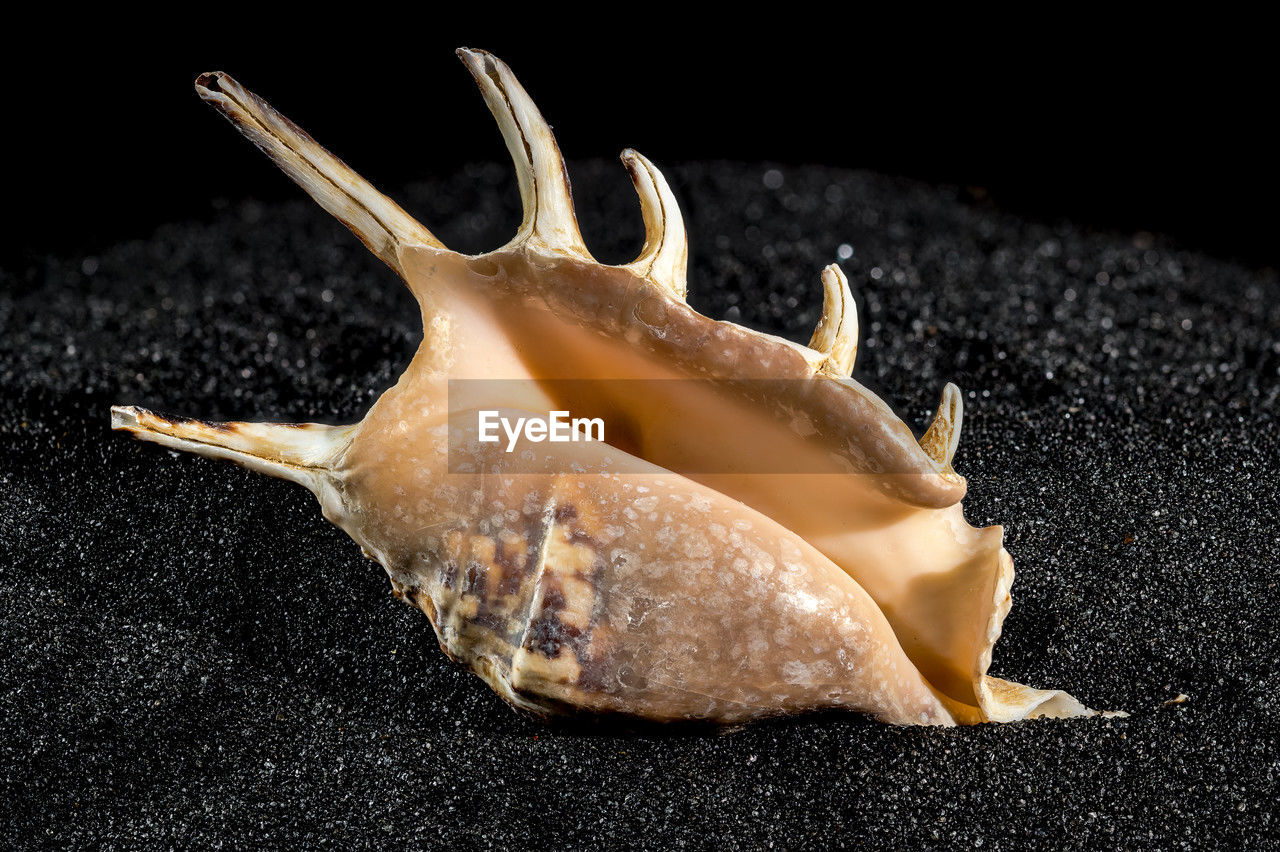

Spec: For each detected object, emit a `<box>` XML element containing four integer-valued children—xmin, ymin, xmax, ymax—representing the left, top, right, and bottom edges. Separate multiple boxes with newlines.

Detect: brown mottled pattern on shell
<box><xmin>355</xmin><ymin>434</ymin><xmax>555</xmax><ymax>695</ymax></box>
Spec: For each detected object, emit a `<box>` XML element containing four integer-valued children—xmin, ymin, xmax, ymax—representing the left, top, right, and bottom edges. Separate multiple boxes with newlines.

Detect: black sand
<box><xmin>2</xmin><ymin>161</ymin><xmax>1275</xmax><ymax>848</ymax></box>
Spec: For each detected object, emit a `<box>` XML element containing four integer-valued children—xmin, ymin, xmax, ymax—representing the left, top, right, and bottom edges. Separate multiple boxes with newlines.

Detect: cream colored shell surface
<box><xmin>111</xmin><ymin>49</ymin><xmax>1117</xmax><ymax>726</ymax></box>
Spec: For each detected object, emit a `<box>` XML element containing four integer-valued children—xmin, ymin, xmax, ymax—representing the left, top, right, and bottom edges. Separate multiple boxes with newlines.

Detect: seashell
<box><xmin>111</xmin><ymin>49</ymin><xmax>1115</xmax><ymax>726</ymax></box>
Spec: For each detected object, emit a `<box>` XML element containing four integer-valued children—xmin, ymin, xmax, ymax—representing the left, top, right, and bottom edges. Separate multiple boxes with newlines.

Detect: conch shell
<box><xmin>111</xmin><ymin>49</ymin><xmax>1111</xmax><ymax>726</ymax></box>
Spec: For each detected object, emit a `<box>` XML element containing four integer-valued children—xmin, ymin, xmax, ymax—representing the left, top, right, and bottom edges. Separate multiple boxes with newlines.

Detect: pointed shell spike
<box><xmin>919</xmin><ymin>382</ymin><xmax>964</xmax><ymax>471</ymax></box>
<box><xmin>110</xmin><ymin>406</ymin><xmax>355</xmax><ymax>491</ymax></box>
<box><xmin>194</xmin><ymin>72</ymin><xmax>443</xmax><ymax>278</ymax></box>
<box><xmin>619</xmin><ymin>149</ymin><xmax>689</xmax><ymax>300</ymax></box>
<box><xmin>808</xmin><ymin>264</ymin><xmax>858</xmax><ymax>375</ymax></box>
<box><xmin>456</xmin><ymin>48</ymin><xmax>591</xmax><ymax>259</ymax></box>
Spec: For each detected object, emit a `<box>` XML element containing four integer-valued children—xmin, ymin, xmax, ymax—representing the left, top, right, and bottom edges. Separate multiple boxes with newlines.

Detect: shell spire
<box><xmin>457</xmin><ymin>48</ymin><xmax>592</xmax><ymax>259</ymax></box>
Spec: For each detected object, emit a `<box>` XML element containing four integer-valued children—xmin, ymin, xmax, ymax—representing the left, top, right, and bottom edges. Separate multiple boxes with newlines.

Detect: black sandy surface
<box><xmin>2</xmin><ymin>162</ymin><xmax>1276</xmax><ymax>848</ymax></box>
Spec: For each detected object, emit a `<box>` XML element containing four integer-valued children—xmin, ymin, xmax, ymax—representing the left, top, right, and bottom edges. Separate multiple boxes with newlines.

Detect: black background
<box><xmin>4</xmin><ymin>20</ymin><xmax>1275</xmax><ymax>268</ymax></box>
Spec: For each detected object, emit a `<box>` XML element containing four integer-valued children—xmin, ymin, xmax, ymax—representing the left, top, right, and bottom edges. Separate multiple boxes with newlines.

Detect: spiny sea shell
<box><xmin>111</xmin><ymin>49</ymin><xmax>1116</xmax><ymax>726</ymax></box>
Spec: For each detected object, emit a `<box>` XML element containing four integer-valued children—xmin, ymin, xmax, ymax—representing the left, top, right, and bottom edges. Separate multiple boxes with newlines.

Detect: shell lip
<box><xmin>408</xmin><ymin>243</ymin><xmax>970</xmax><ymax>509</ymax></box>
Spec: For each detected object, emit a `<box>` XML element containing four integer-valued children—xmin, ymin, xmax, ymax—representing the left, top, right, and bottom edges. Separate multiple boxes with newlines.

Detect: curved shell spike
<box><xmin>456</xmin><ymin>48</ymin><xmax>591</xmax><ymax>259</ymax></box>
<box><xmin>807</xmin><ymin>264</ymin><xmax>858</xmax><ymax>374</ymax></box>
<box><xmin>619</xmin><ymin>149</ymin><xmax>689</xmax><ymax>300</ymax></box>
<box><xmin>194</xmin><ymin>72</ymin><xmax>443</xmax><ymax>278</ymax></box>
<box><xmin>919</xmin><ymin>382</ymin><xmax>964</xmax><ymax>471</ymax></box>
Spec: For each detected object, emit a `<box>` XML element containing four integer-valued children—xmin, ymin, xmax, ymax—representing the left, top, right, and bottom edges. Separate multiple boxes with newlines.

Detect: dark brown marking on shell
<box><xmin>569</xmin><ymin>552</ymin><xmax>616</xmax><ymax>694</ymax></box>
<box><xmin>492</xmin><ymin>538</ymin><xmax>526</xmax><ymax>598</ymax></box>
<box><xmin>463</xmin><ymin>560</ymin><xmax>483</xmax><ymax>595</ymax></box>
<box><xmin>523</xmin><ymin>577</ymin><xmax>581</xmax><ymax>658</ymax></box>
<box><xmin>146</xmin><ymin>410</ymin><xmax>237</xmax><ymax>433</ymax></box>
<box><xmin>521</xmin><ymin>499</ymin><xmax>618</xmax><ymax>694</ymax></box>
<box><xmin>567</xmin><ymin>528</ymin><xmax>598</xmax><ymax>548</ymax></box>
